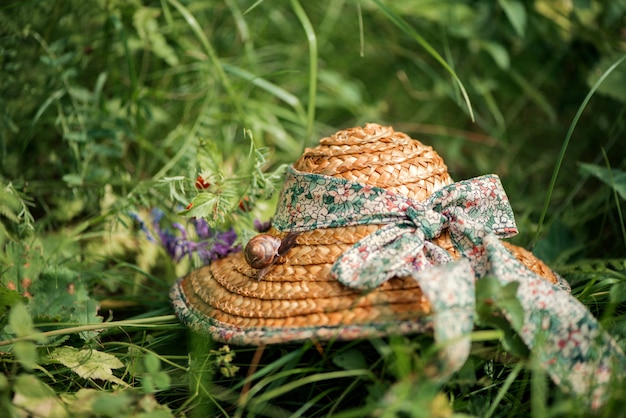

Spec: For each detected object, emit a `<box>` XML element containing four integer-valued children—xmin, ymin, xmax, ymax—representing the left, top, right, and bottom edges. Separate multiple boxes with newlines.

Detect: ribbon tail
<box><xmin>409</xmin><ymin>260</ymin><xmax>476</xmax><ymax>380</ymax></box>
<box><xmin>331</xmin><ymin>223</ymin><xmax>425</xmax><ymax>290</ymax></box>
<box><xmin>483</xmin><ymin>234</ymin><xmax>626</xmax><ymax>408</ymax></box>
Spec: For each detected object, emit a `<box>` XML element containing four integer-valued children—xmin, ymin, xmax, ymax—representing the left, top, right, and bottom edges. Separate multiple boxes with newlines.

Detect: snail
<box><xmin>244</xmin><ymin>232</ymin><xmax>299</xmax><ymax>280</ymax></box>
<box><xmin>244</xmin><ymin>234</ymin><xmax>281</xmax><ymax>269</ymax></box>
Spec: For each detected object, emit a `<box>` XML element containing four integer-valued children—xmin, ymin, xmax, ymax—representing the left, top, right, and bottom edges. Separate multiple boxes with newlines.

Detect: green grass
<box><xmin>1</xmin><ymin>0</ymin><xmax>626</xmax><ymax>416</ymax></box>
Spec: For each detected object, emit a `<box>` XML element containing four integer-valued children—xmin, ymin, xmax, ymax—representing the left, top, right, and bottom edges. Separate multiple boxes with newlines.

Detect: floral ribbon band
<box><xmin>271</xmin><ymin>166</ymin><xmax>625</xmax><ymax>408</ymax></box>
<box><xmin>274</xmin><ymin>167</ymin><xmax>518</xmax><ymax>288</ymax></box>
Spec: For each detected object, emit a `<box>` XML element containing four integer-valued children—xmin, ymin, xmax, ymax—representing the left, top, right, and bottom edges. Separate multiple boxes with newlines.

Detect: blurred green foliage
<box><xmin>0</xmin><ymin>0</ymin><xmax>625</xmax><ymax>416</ymax></box>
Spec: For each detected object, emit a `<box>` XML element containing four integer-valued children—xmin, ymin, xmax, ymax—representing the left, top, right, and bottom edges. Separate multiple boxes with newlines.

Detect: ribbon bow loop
<box><xmin>326</xmin><ymin>174</ymin><xmax>518</xmax><ymax>290</ymax></box>
<box><xmin>330</xmin><ymin>222</ymin><xmax>432</xmax><ymax>290</ymax></box>
<box><xmin>426</xmin><ymin>175</ymin><xmax>518</xmax><ymax>244</ymax></box>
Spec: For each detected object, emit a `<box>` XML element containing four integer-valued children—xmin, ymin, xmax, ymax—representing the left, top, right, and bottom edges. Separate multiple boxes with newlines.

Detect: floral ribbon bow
<box><xmin>273</xmin><ymin>166</ymin><xmax>625</xmax><ymax>408</ymax></box>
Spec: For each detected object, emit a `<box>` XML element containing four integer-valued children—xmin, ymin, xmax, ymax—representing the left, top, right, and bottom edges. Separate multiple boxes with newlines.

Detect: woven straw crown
<box><xmin>173</xmin><ymin>123</ymin><xmax>558</xmax><ymax>343</ymax></box>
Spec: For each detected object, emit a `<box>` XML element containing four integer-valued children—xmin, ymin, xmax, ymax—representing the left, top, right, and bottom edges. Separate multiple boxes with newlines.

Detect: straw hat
<box><xmin>170</xmin><ymin>123</ymin><xmax>560</xmax><ymax>345</ymax></box>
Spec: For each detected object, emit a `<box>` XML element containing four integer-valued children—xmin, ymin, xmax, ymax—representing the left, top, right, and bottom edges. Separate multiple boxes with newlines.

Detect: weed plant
<box><xmin>1</xmin><ymin>1</ymin><xmax>625</xmax><ymax>417</ymax></box>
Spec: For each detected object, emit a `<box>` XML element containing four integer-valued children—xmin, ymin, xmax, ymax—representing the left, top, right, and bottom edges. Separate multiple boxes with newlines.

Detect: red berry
<box><xmin>238</xmin><ymin>196</ymin><xmax>251</xmax><ymax>212</ymax></box>
<box><xmin>195</xmin><ymin>175</ymin><xmax>210</xmax><ymax>189</ymax></box>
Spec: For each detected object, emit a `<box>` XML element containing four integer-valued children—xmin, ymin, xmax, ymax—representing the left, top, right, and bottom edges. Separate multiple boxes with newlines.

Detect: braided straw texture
<box><xmin>179</xmin><ymin>123</ymin><xmax>558</xmax><ymax>331</ymax></box>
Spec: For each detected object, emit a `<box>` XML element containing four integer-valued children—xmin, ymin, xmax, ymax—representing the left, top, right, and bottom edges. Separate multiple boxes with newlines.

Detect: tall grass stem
<box><xmin>373</xmin><ymin>0</ymin><xmax>475</xmax><ymax>121</ymax></box>
<box><xmin>533</xmin><ymin>54</ymin><xmax>626</xmax><ymax>247</ymax></box>
<box><xmin>291</xmin><ymin>0</ymin><xmax>318</xmax><ymax>150</ymax></box>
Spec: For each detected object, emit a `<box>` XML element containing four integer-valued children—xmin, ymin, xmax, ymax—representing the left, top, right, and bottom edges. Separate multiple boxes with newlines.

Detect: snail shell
<box><xmin>244</xmin><ymin>234</ymin><xmax>282</xmax><ymax>270</ymax></box>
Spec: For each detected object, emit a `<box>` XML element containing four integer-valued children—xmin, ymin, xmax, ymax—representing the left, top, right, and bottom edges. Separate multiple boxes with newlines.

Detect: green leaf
<box><xmin>29</xmin><ymin>267</ymin><xmax>103</xmax><ymax>339</ymax></box>
<box><xmin>332</xmin><ymin>348</ymin><xmax>368</xmax><ymax>370</ymax></box>
<box><xmin>500</xmin><ymin>281</ymin><xmax>521</xmax><ymax>301</ymax></box>
<box><xmin>75</xmin><ymin>299</ymin><xmax>104</xmax><ymax>342</ymax></box>
<box><xmin>64</xmin><ymin>389</ymin><xmax>175</xmax><ymax>417</ymax></box>
<box><xmin>0</xmin><ymin>373</ymin><xmax>7</xmax><ymax>391</ymax></box>
<box><xmin>8</xmin><ymin>303</ymin><xmax>38</xmax><ymax>338</ymax></box>
<box><xmin>498</xmin><ymin>0</ymin><xmax>527</xmax><ymax>37</ymax></box>
<box><xmin>143</xmin><ymin>351</ymin><xmax>161</xmax><ymax>373</ymax></box>
<box><xmin>0</xmin><ymin>182</ymin><xmax>35</xmax><ymax>240</ymax></box>
<box><xmin>49</xmin><ymin>346</ymin><xmax>128</xmax><ymax>387</ymax></box>
<box><xmin>533</xmin><ymin>220</ymin><xmax>580</xmax><ymax>265</ymax></box>
<box><xmin>5</xmin><ymin>303</ymin><xmax>45</xmax><ymax>369</ymax></box>
<box><xmin>500</xmin><ymin>330</ymin><xmax>530</xmax><ymax>358</ymax></box>
<box><xmin>534</xmin><ymin>54</ymin><xmax>626</xmax><ymax>245</ymax></box>
<box><xmin>151</xmin><ymin>372</ymin><xmax>171</xmax><ymax>392</ymax></box>
<box><xmin>579</xmin><ymin>162</ymin><xmax>626</xmax><ymax>200</ymax></box>
<box><xmin>142</xmin><ymin>375</ymin><xmax>156</xmax><ymax>394</ymax></box>
<box><xmin>508</xmin><ymin>70</ymin><xmax>557</xmax><ymax>124</ymax></box>
<box><xmin>610</xmin><ymin>282</ymin><xmax>626</xmax><ymax>304</ymax></box>
<box><xmin>62</xmin><ymin>173</ymin><xmax>84</xmax><ymax>186</ymax></box>
<box><xmin>0</xmin><ymin>287</ymin><xmax>27</xmax><ymax>320</ymax></box>
<box><xmin>475</xmin><ymin>277</ymin><xmax>525</xmax><ymax>341</ymax></box>
<box><xmin>223</xmin><ymin>63</ymin><xmax>305</xmax><ymax>114</ymax></box>
<box><xmin>12</xmin><ymin>374</ymin><xmax>68</xmax><ymax>418</ymax></box>
<box><xmin>61</xmin><ymin>388</ymin><xmax>100</xmax><ymax>416</ymax></box>
<box><xmin>12</xmin><ymin>341</ymin><xmax>39</xmax><ymax>371</ymax></box>
<box><xmin>136</xmin><ymin>410</ymin><xmax>175</xmax><ymax>418</ymax></box>
<box><xmin>589</xmin><ymin>53</ymin><xmax>626</xmax><ymax>102</ymax></box>
<box><xmin>177</xmin><ymin>138</ymin><xmax>286</xmax><ymax>233</ymax></box>
<box><xmin>500</xmin><ymin>297</ymin><xmax>524</xmax><ymax>332</ymax></box>
<box><xmin>92</xmin><ymin>392</ymin><xmax>134</xmax><ymax>416</ymax></box>
<box><xmin>133</xmin><ymin>7</ymin><xmax>180</xmax><ymax>66</ymax></box>
<box><xmin>141</xmin><ymin>371</ymin><xmax>171</xmax><ymax>394</ymax></box>
<box><xmin>480</xmin><ymin>41</ymin><xmax>510</xmax><ymax>70</ymax></box>
<box><xmin>475</xmin><ymin>276</ymin><xmax>503</xmax><ymax>314</ymax></box>
<box><xmin>1</xmin><ymin>241</ymin><xmax>44</xmax><ymax>293</ymax></box>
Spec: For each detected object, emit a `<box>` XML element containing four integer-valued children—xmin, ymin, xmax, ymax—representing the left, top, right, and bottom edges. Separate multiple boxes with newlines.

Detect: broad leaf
<box><xmin>1</xmin><ymin>241</ymin><xmax>44</xmax><ymax>292</ymax></box>
<box><xmin>498</xmin><ymin>0</ymin><xmax>527</xmax><ymax>37</ymax></box>
<box><xmin>9</xmin><ymin>303</ymin><xmax>37</xmax><ymax>337</ymax></box>
<box><xmin>332</xmin><ymin>348</ymin><xmax>368</xmax><ymax>370</ymax></box>
<box><xmin>64</xmin><ymin>389</ymin><xmax>175</xmax><ymax>417</ymax></box>
<box><xmin>475</xmin><ymin>277</ymin><xmax>527</xmax><ymax>356</ymax></box>
<box><xmin>29</xmin><ymin>267</ymin><xmax>103</xmax><ymax>340</ymax></box>
<box><xmin>13</xmin><ymin>374</ymin><xmax>68</xmax><ymax>418</ymax></box>
<box><xmin>49</xmin><ymin>346</ymin><xmax>128</xmax><ymax>387</ymax></box>
<box><xmin>0</xmin><ymin>288</ymin><xmax>28</xmax><ymax>323</ymax></box>
<box><xmin>141</xmin><ymin>352</ymin><xmax>171</xmax><ymax>393</ymax></box>
<box><xmin>610</xmin><ymin>282</ymin><xmax>626</xmax><ymax>304</ymax></box>
<box><xmin>533</xmin><ymin>220</ymin><xmax>581</xmax><ymax>265</ymax></box>
<box><xmin>587</xmin><ymin>54</ymin><xmax>626</xmax><ymax>103</ymax></box>
<box><xmin>579</xmin><ymin>162</ymin><xmax>626</xmax><ymax>200</ymax></box>
<box><xmin>5</xmin><ymin>303</ymin><xmax>45</xmax><ymax>370</ymax></box>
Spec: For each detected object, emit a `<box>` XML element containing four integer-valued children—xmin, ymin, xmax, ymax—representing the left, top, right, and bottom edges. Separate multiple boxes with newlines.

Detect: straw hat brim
<box><xmin>170</xmin><ymin>227</ymin><xmax>561</xmax><ymax>345</ymax></box>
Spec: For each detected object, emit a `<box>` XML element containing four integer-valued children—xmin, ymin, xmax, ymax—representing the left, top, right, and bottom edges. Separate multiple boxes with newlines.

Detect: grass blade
<box><xmin>166</xmin><ymin>0</ymin><xmax>245</xmax><ymax>122</ymax></box>
<box><xmin>601</xmin><ymin>149</ymin><xmax>626</xmax><ymax>251</ymax></box>
<box><xmin>246</xmin><ymin>369</ymin><xmax>374</xmax><ymax>409</ymax></box>
<box><xmin>290</xmin><ymin>0</ymin><xmax>318</xmax><ymax>149</ymax></box>
<box><xmin>372</xmin><ymin>0</ymin><xmax>475</xmax><ymax>121</ymax></box>
<box><xmin>533</xmin><ymin>53</ymin><xmax>626</xmax><ymax>246</ymax></box>
<box><xmin>484</xmin><ymin>362</ymin><xmax>524</xmax><ymax>418</ymax></box>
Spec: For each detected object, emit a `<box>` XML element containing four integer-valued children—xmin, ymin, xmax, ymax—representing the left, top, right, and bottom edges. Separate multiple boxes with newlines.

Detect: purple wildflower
<box><xmin>191</xmin><ymin>217</ymin><xmax>212</xmax><ymax>240</ymax></box>
<box><xmin>128</xmin><ymin>212</ymin><xmax>156</xmax><ymax>242</ymax></box>
<box><xmin>131</xmin><ymin>209</ymin><xmax>241</xmax><ymax>265</ymax></box>
<box><xmin>254</xmin><ymin>219</ymin><xmax>271</xmax><ymax>232</ymax></box>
